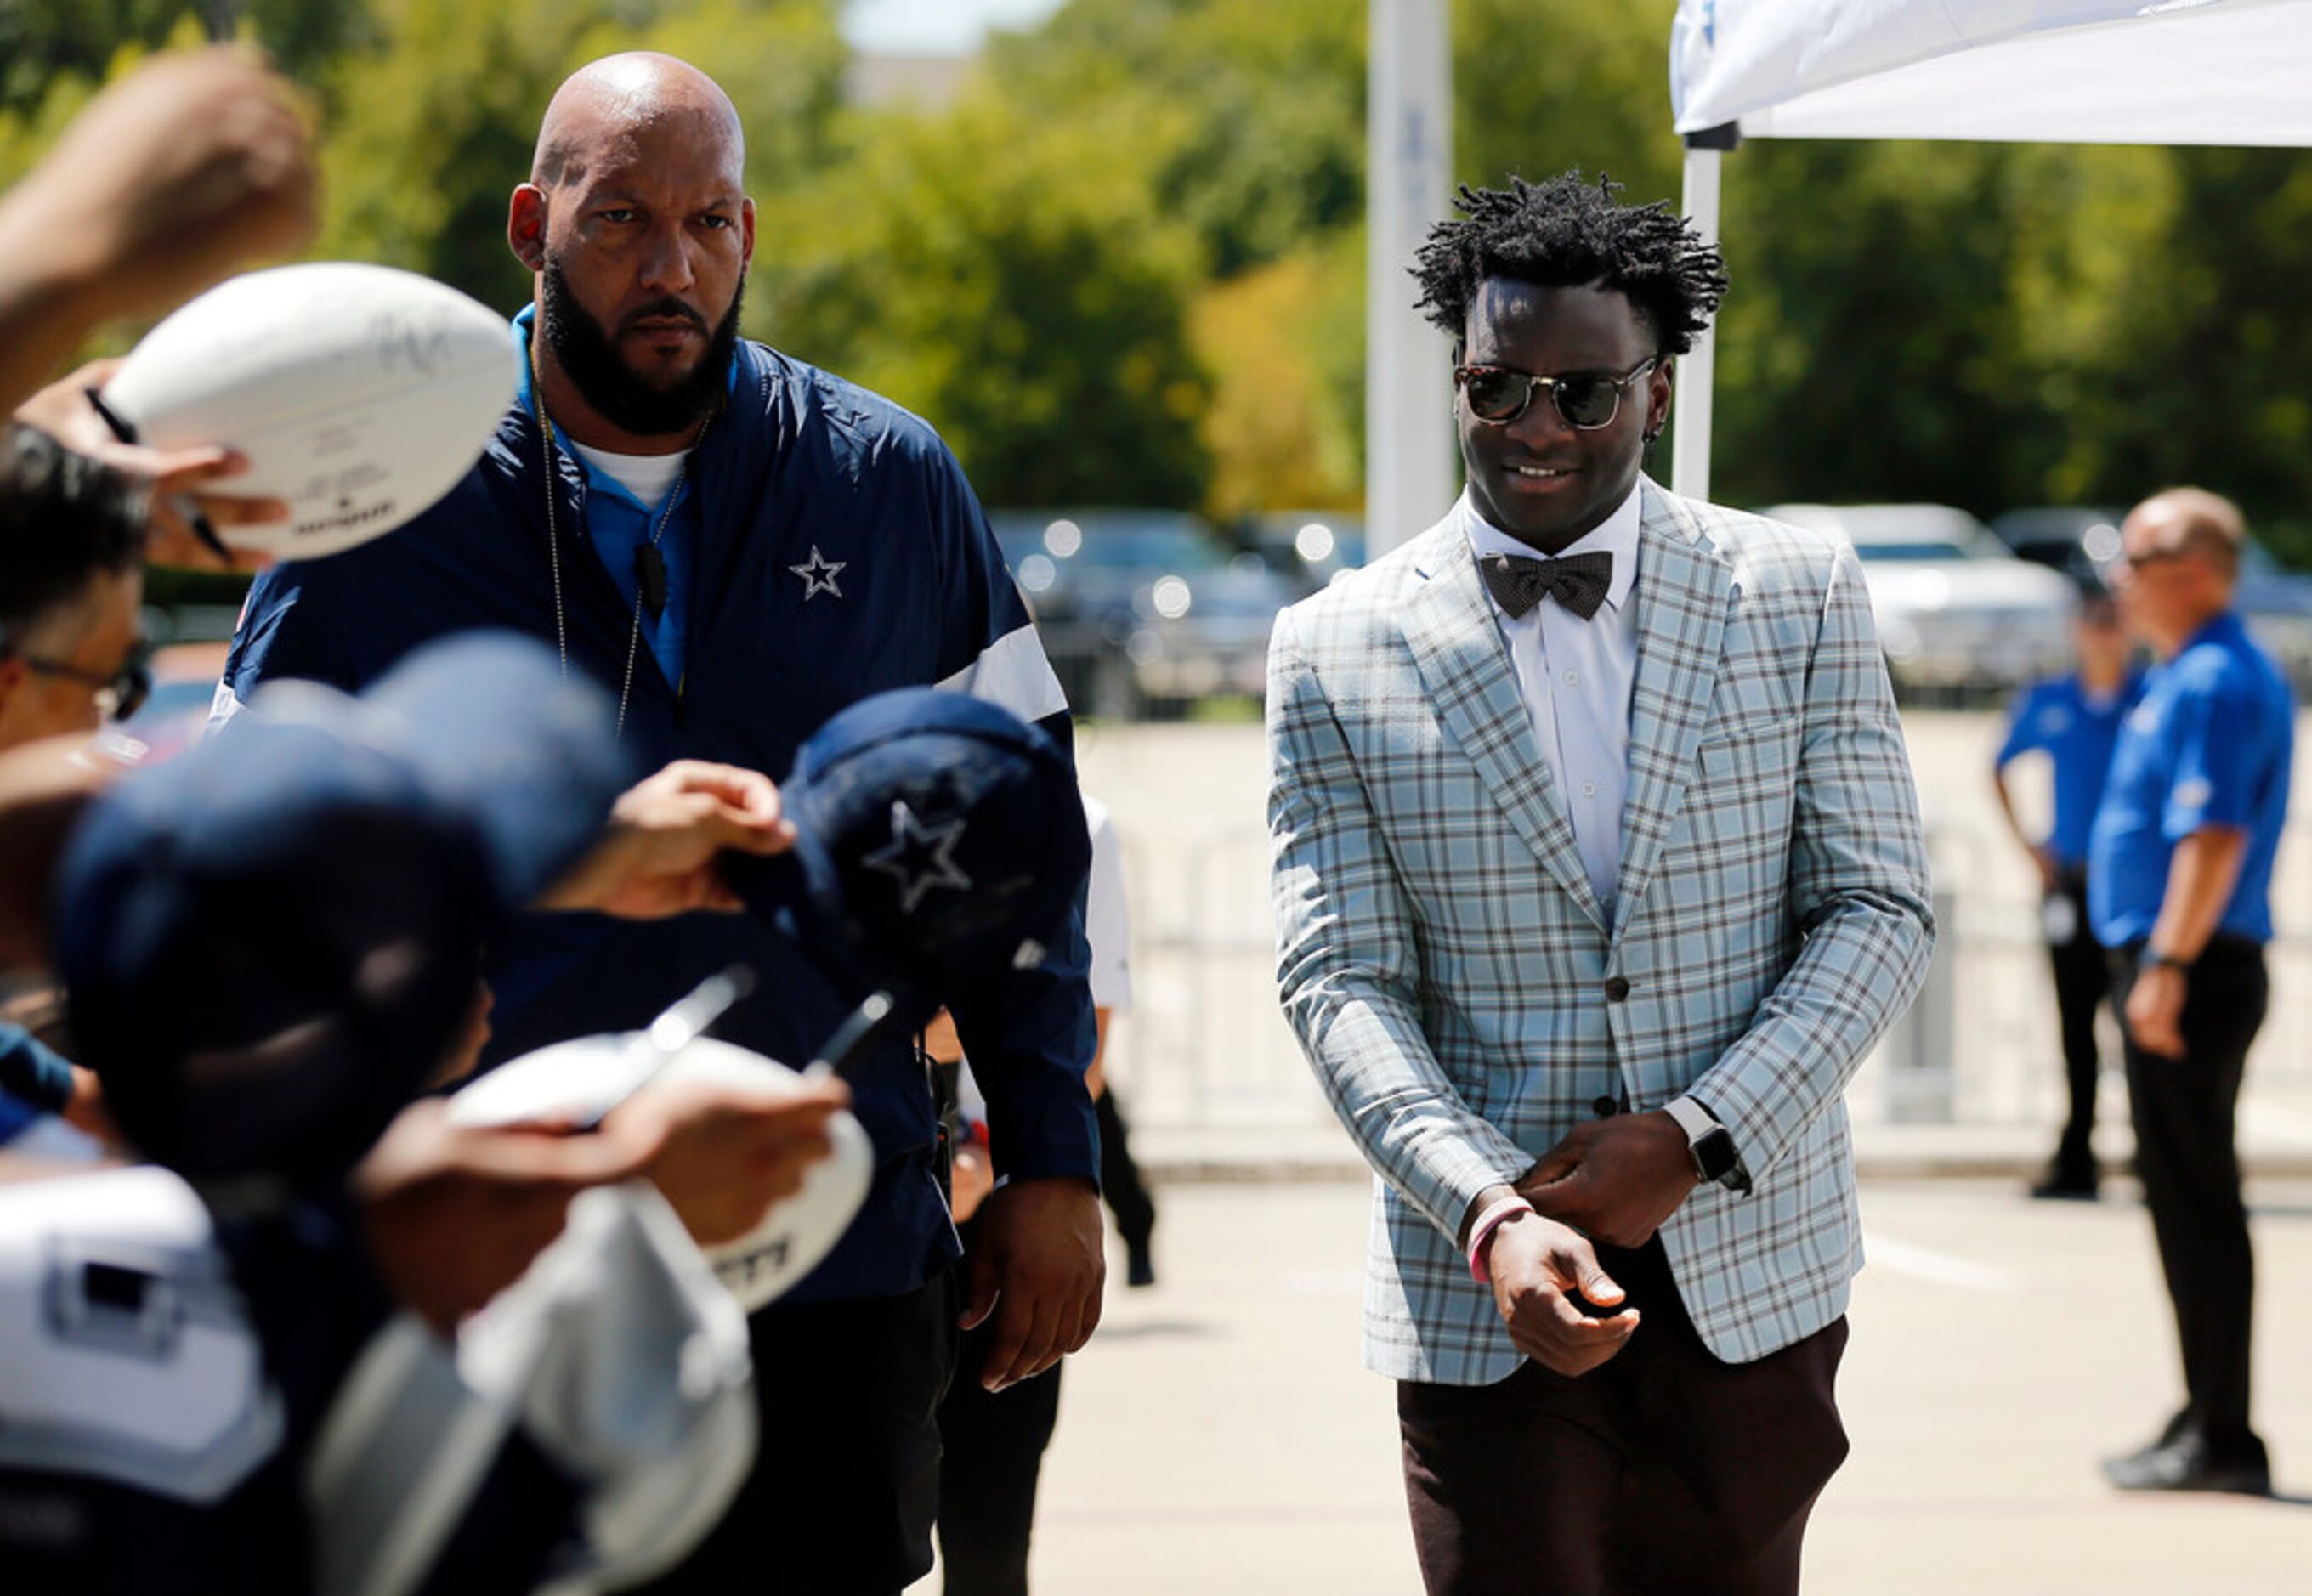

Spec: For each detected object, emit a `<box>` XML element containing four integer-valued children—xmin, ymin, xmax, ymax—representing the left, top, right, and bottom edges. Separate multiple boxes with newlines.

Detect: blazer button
<box><xmin>1591</xmin><ymin>1095</ymin><xmax>1620</xmax><ymax>1118</ymax></box>
<box><xmin>1604</xmin><ymin>976</ymin><xmax>1631</xmax><ymax>1002</ymax></box>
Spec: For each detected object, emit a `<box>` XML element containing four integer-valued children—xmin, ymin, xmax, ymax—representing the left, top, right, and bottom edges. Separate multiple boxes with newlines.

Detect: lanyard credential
<box><xmin>529</xmin><ymin>337</ymin><xmax>711</xmax><ymax>739</ymax></box>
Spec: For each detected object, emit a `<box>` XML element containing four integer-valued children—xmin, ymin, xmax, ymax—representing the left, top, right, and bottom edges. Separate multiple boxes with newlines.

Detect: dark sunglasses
<box><xmin>20</xmin><ymin>639</ymin><xmax>152</xmax><ymax>722</ymax></box>
<box><xmin>1454</xmin><ymin>356</ymin><xmax>1659</xmax><ymax>429</ymax></box>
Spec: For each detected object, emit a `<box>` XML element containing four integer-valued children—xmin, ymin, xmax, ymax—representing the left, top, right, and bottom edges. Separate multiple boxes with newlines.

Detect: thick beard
<box><xmin>539</xmin><ymin>257</ymin><xmax>743</xmax><ymax>439</ymax></box>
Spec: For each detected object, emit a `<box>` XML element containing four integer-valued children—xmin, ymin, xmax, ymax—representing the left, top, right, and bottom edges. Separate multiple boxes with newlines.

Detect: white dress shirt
<box><xmin>1465</xmin><ymin>483</ymin><xmax>1643</xmax><ymax>918</ymax></box>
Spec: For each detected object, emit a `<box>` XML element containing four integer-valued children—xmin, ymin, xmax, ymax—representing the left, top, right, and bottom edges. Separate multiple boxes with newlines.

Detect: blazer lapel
<box><xmin>1399</xmin><ymin>511</ymin><xmax>1608</xmax><ymax>934</ymax></box>
<box><xmin>1614</xmin><ymin>480</ymin><xmax>1731</xmax><ymax>938</ymax></box>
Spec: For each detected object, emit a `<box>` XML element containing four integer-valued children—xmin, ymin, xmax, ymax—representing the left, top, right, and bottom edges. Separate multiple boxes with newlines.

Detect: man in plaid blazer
<box><xmin>1268</xmin><ymin>175</ymin><xmax>1934</xmax><ymax>1593</ymax></box>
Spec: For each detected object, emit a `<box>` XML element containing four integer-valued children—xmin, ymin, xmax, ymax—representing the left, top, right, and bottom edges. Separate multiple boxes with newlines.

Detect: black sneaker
<box><xmin>2101</xmin><ymin>1435</ymin><xmax>2271</xmax><ymax>1496</ymax></box>
<box><xmin>2030</xmin><ymin>1165</ymin><xmax>2099</xmax><ymax>1201</ymax></box>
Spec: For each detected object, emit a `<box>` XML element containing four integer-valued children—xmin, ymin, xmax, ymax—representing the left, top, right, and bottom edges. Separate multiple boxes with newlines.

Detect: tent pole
<box><xmin>1671</xmin><ymin>127</ymin><xmax>1735</xmax><ymax>502</ymax></box>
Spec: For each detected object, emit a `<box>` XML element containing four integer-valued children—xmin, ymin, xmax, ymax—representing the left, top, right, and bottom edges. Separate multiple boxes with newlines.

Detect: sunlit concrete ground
<box><xmin>923</xmin><ymin>1177</ymin><xmax>2312</xmax><ymax>1594</ymax></box>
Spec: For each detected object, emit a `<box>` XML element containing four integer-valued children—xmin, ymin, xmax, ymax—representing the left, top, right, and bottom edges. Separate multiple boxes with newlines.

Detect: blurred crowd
<box><xmin>0</xmin><ymin>43</ymin><xmax>1132</xmax><ymax>1596</ymax></box>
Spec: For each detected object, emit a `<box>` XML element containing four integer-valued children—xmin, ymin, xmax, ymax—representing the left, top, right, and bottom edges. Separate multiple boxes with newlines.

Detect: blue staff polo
<box><xmin>2089</xmin><ymin>610</ymin><xmax>2293</xmax><ymax>948</ymax></box>
<box><xmin>1997</xmin><ymin>671</ymin><xmax>2145</xmax><ymax>871</ymax></box>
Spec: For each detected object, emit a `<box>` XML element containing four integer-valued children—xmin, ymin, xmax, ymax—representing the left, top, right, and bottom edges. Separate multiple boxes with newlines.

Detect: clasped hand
<box><xmin>1517</xmin><ymin>1109</ymin><xmax>1697</xmax><ymax>1248</ymax></box>
<box><xmin>1480</xmin><ymin>1110</ymin><xmax>1699</xmax><ymax>1378</ymax></box>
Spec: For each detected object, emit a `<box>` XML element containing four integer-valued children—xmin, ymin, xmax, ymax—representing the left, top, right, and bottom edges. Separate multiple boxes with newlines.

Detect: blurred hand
<box><xmin>16</xmin><ymin>359</ymin><xmax>282</xmax><ymax>570</ymax></box>
<box><xmin>2126</xmin><ymin>965</ymin><xmax>2188</xmax><ymax>1061</ymax></box>
<box><xmin>422</xmin><ymin>982</ymin><xmax>495</xmax><ymax>1094</ymax></box>
<box><xmin>607</xmin><ymin>1073</ymin><xmax>847</xmax><ymax>1246</ymax></box>
<box><xmin>60</xmin><ymin>1065</ymin><xmax>122</xmax><ymax>1146</ymax></box>
<box><xmin>8</xmin><ymin>48</ymin><xmax>314</xmax><ymax>324</ymax></box>
<box><xmin>960</xmin><ymin>1176</ymin><xmax>1104</xmax><ymax>1391</ymax></box>
<box><xmin>1484</xmin><ymin>1210</ymin><xmax>1640</xmax><ymax>1377</ymax></box>
<box><xmin>352</xmin><ymin>1097</ymin><xmax>664</xmax><ymax>1337</ymax></box>
<box><xmin>544</xmin><ymin>760</ymin><xmax>795</xmax><ymax>918</ymax></box>
<box><xmin>1517</xmin><ymin>1111</ymin><xmax>1697</xmax><ymax>1250</ymax></box>
<box><xmin>921</xmin><ymin>1008</ymin><xmax>963</xmax><ymax>1065</ymax></box>
<box><xmin>949</xmin><ymin>1136</ymin><xmax>994</xmax><ymax>1225</ymax></box>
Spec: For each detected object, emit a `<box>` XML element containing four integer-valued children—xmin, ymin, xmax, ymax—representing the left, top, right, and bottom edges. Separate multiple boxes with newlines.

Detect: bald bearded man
<box><xmin>218</xmin><ymin>54</ymin><xmax>1105</xmax><ymax>1593</ymax></box>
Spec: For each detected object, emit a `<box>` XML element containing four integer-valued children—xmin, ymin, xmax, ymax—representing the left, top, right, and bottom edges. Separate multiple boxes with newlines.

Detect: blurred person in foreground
<box><xmin>0</xmin><ymin>45</ymin><xmax>312</xmax><ymax>569</ymax></box>
<box><xmin>218</xmin><ymin>51</ymin><xmax>1102</xmax><ymax>1590</ymax></box>
<box><xmin>0</xmin><ymin>429</ymin><xmax>150</xmax><ymax>1140</ymax></box>
<box><xmin>1267</xmin><ymin>173</ymin><xmax>1933</xmax><ymax>1593</ymax></box>
<box><xmin>1993</xmin><ymin>585</ymin><xmax>2144</xmax><ymax>1200</ymax></box>
<box><xmin>0</xmin><ymin>632</ymin><xmax>847</xmax><ymax>1590</ymax></box>
<box><xmin>2090</xmin><ymin>488</ymin><xmax>2291</xmax><ymax>1497</ymax></box>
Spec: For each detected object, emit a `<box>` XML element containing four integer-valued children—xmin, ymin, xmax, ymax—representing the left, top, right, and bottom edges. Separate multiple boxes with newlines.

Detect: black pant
<box><xmin>1397</xmin><ymin>1241</ymin><xmax>1848</xmax><ymax>1596</ymax></box>
<box><xmin>632</xmin><ymin>1274</ymin><xmax>958</xmax><ymax>1594</ymax></box>
<box><xmin>1096</xmin><ymin>1089</ymin><xmax>1155</xmax><ymax>1254</ymax></box>
<box><xmin>2112</xmin><ymin>938</ymin><xmax>2268</xmax><ymax>1466</ymax></box>
<box><xmin>2045</xmin><ymin>870</ymin><xmax>2111</xmax><ymax>1179</ymax></box>
<box><xmin>936</xmin><ymin>1214</ymin><xmax>1064</xmax><ymax>1596</ymax></box>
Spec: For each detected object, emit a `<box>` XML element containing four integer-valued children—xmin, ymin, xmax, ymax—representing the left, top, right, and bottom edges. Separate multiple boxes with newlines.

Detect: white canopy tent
<box><xmin>1666</xmin><ymin>0</ymin><xmax>2312</xmax><ymax>501</ymax></box>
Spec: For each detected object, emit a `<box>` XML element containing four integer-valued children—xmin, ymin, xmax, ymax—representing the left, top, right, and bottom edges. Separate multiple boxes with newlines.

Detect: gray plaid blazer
<box><xmin>1267</xmin><ymin>480</ymin><xmax>1933</xmax><ymax>1383</ymax></box>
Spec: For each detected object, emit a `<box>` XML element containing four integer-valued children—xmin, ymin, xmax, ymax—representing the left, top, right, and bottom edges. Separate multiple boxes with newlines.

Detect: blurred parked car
<box><xmin>988</xmin><ymin>508</ymin><xmax>1294</xmax><ymax>713</ymax></box>
<box><xmin>1990</xmin><ymin>506</ymin><xmax>2124</xmax><ymax>587</ymax></box>
<box><xmin>1764</xmin><ymin>503</ymin><xmax>2075</xmax><ymax>695</ymax></box>
<box><xmin>1237</xmin><ymin>511</ymin><xmax>1366</xmax><ymax>597</ymax></box>
<box><xmin>1993</xmin><ymin>504</ymin><xmax>2312</xmax><ymax>691</ymax></box>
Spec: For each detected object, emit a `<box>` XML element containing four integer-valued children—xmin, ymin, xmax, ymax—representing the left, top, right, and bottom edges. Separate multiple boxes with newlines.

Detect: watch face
<box><xmin>1693</xmin><ymin>1127</ymin><xmax>1739</xmax><ymax>1181</ymax></box>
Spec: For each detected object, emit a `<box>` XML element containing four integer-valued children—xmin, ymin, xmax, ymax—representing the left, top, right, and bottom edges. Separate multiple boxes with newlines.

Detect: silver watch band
<box><xmin>1662</xmin><ymin>1094</ymin><xmax>1720</xmax><ymax>1146</ymax></box>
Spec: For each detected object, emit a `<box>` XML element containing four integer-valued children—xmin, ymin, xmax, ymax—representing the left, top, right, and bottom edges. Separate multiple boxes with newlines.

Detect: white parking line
<box><xmin>1862</xmin><ymin>1232</ymin><xmax>2024</xmax><ymax>1294</ymax></box>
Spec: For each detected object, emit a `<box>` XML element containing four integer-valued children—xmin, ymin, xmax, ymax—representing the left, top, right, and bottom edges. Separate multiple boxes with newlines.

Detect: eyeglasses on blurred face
<box><xmin>20</xmin><ymin>639</ymin><xmax>152</xmax><ymax>722</ymax></box>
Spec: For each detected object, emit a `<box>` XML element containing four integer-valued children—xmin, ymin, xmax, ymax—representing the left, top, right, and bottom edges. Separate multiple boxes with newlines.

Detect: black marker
<box><xmin>85</xmin><ymin>387</ymin><xmax>237</xmax><ymax>565</ymax></box>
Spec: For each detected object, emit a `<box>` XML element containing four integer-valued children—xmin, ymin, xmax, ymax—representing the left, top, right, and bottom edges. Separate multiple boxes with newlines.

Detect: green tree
<box><xmin>756</xmin><ymin>86</ymin><xmax>1211</xmax><ymax>507</ymax></box>
<box><xmin>0</xmin><ymin>0</ymin><xmax>374</xmax><ymax>112</ymax></box>
<box><xmin>1454</xmin><ymin>0</ymin><xmax>1681</xmax><ymax>207</ymax></box>
<box><xmin>987</xmin><ymin>0</ymin><xmax>1363</xmax><ymax>280</ymax></box>
<box><xmin>315</xmin><ymin>0</ymin><xmax>844</xmax><ymax>314</ymax></box>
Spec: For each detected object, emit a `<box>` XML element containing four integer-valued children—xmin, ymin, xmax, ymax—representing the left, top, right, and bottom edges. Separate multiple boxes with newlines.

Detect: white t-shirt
<box><xmin>953</xmin><ymin>790</ymin><xmax>1131</xmax><ymax>1127</ymax></box>
<box><xmin>569</xmin><ymin>442</ymin><xmax>688</xmax><ymax>513</ymax></box>
<box><xmin>1082</xmin><ymin>791</ymin><xmax>1132</xmax><ymax>1013</ymax></box>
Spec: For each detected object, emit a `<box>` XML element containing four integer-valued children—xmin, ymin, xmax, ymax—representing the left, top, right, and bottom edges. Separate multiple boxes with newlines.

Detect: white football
<box><xmin>101</xmin><ymin>262</ymin><xmax>516</xmax><ymax>560</ymax></box>
<box><xmin>447</xmin><ymin>1033</ymin><xmax>876</xmax><ymax>1313</ymax></box>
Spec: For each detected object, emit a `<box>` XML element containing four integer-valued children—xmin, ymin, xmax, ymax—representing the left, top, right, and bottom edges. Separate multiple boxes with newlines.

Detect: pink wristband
<box><xmin>1465</xmin><ymin>1196</ymin><xmax>1535</xmax><ymax>1284</ymax></box>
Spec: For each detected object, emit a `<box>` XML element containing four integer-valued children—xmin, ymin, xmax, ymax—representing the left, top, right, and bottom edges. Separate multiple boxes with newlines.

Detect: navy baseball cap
<box><xmin>53</xmin><ymin>633</ymin><xmax>633</xmax><ymax>1186</ymax></box>
<box><xmin>729</xmin><ymin>688</ymin><xmax>1091</xmax><ymax>1018</ymax></box>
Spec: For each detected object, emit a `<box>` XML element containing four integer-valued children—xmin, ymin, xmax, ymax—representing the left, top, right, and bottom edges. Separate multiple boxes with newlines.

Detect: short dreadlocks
<box><xmin>1413</xmin><ymin>173</ymin><xmax>1729</xmax><ymax>355</ymax></box>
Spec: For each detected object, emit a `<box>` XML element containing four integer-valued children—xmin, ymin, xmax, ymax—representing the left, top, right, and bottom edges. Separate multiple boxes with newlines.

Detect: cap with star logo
<box><xmin>52</xmin><ymin>632</ymin><xmax>633</xmax><ymax>1186</ymax></box>
<box><xmin>728</xmin><ymin>688</ymin><xmax>1091</xmax><ymax>1019</ymax></box>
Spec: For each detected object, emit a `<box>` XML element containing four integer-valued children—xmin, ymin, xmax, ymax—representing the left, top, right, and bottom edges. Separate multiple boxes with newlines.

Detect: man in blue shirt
<box><xmin>2089</xmin><ymin>488</ymin><xmax>2291</xmax><ymax>1497</ymax></box>
<box><xmin>218</xmin><ymin>53</ymin><xmax>1103</xmax><ymax>1591</ymax></box>
<box><xmin>1993</xmin><ymin>587</ymin><xmax>2142</xmax><ymax>1198</ymax></box>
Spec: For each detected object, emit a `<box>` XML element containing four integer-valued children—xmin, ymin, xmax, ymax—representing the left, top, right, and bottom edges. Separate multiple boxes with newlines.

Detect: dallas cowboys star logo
<box><xmin>863</xmin><ymin>799</ymin><xmax>972</xmax><ymax>913</ymax></box>
<box><xmin>790</xmin><ymin>545</ymin><xmax>847</xmax><ymax>602</ymax></box>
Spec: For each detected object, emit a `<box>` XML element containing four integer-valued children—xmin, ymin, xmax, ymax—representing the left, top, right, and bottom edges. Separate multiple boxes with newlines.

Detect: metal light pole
<box><xmin>1364</xmin><ymin>0</ymin><xmax>1456</xmax><ymax>557</ymax></box>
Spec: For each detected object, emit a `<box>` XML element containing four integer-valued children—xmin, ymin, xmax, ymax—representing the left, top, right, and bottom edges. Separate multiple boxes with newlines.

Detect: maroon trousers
<box><xmin>1397</xmin><ymin>1240</ymin><xmax>1848</xmax><ymax>1596</ymax></box>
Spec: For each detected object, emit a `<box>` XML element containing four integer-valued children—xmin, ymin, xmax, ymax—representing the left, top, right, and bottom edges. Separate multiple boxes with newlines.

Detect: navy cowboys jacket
<box><xmin>218</xmin><ymin>322</ymin><xmax>1099</xmax><ymax>1305</ymax></box>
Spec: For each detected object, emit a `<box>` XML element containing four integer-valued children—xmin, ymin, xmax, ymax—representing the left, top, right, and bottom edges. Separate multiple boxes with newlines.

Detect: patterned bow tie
<box><xmin>1478</xmin><ymin>550</ymin><xmax>1613</xmax><ymax>621</ymax></box>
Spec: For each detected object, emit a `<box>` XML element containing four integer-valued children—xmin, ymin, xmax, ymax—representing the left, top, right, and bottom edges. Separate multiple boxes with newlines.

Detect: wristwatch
<box><xmin>2139</xmin><ymin>947</ymin><xmax>2193</xmax><ymax>975</ymax></box>
<box><xmin>1663</xmin><ymin>1095</ymin><xmax>1750</xmax><ymax>1192</ymax></box>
